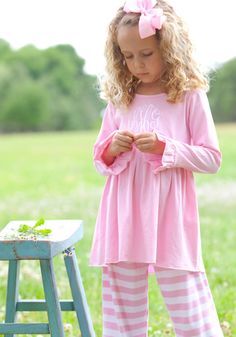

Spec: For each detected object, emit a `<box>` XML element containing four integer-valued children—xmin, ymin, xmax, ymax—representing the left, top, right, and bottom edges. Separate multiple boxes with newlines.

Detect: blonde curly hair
<box><xmin>100</xmin><ymin>0</ymin><xmax>209</xmax><ymax>107</ymax></box>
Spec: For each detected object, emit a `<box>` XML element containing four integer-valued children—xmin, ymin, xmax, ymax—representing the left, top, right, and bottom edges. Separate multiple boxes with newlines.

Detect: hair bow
<box><xmin>123</xmin><ymin>0</ymin><xmax>166</xmax><ymax>39</ymax></box>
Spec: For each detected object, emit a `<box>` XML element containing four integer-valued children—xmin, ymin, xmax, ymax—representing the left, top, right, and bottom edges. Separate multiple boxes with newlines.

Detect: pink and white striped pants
<box><xmin>102</xmin><ymin>262</ymin><xmax>224</xmax><ymax>337</ymax></box>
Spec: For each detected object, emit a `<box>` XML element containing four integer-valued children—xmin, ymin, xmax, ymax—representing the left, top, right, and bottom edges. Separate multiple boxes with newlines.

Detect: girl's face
<box><xmin>117</xmin><ymin>24</ymin><xmax>164</xmax><ymax>88</ymax></box>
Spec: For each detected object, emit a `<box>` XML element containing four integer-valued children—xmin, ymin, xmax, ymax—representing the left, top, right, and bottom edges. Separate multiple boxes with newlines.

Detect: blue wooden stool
<box><xmin>0</xmin><ymin>219</ymin><xmax>95</xmax><ymax>337</ymax></box>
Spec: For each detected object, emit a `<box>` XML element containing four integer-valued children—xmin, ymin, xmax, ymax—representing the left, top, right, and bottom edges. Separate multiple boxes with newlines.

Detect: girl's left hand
<box><xmin>134</xmin><ymin>132</ymin><xmax>165</xmax><ymax>155</ymax></box>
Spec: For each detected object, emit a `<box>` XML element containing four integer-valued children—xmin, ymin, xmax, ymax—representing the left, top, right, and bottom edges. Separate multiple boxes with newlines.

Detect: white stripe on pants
<box><xmin>102</xmin><ymin>262</ymin><xmax>224</xmax><ymax>337</ymax></box>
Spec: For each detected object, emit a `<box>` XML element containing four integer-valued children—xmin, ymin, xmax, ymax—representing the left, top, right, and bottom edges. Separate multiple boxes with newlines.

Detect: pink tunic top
<box><xmin>89</xmin><ymin>90</ymin><xmax>221</xmax><ymax>272</ymax></box>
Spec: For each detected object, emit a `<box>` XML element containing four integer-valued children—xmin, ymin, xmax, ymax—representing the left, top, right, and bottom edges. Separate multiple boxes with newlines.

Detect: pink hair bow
<box><xmin>123</xmin><ymin>0</ymin><xmax>166</xmax><ymax>39</ymax></box>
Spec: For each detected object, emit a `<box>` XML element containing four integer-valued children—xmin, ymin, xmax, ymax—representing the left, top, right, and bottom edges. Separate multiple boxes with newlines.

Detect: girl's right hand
<box><xmin>108</xmin><ymin>130</ymin><xmax>134</xmax><ymax>157</ymax></box>
<box><xmin>102</xmin><ymin>131</ymin><xmax>134</xmax><ymax>166</ymax></box>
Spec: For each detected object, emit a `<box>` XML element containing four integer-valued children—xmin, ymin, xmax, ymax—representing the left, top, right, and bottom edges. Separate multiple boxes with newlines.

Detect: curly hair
<box><xmin>100</xmin><ymin>0</ymin><xmax>209</xmax><ymax>108</ymax></box>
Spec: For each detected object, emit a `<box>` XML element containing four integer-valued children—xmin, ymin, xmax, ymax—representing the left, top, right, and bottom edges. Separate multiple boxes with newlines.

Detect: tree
<box><xmin>0</xmin><ymin>39</ymin><xmax>104</xmax><ymax>132</ymax></box>
<box><xmin>208</xmin><ymin>58</ymin><xmax>236</xmax><ymax>123</ymax></box>
<box><xmin>0</xmin><ymin>81</ymin><xmax>50</xmax><ymax>132</ymax></box>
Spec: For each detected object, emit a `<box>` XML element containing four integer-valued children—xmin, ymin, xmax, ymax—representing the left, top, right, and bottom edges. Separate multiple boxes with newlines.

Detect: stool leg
<box><xmin>5</xmin><ymin>260</ymin><xmax>20</xmax><ymax>337</ymax></box>
<box><xmin>40</xmin><ymin>259</ymin><xmax>65</xmax><ymax>337</ymax></box>
<box><xmin>64</xmin><ymin>249</ymin><xmax>95</xmax><ymax>337</ymax></box>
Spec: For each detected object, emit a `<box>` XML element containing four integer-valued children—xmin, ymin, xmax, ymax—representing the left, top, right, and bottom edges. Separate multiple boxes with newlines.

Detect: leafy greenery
<box><xmin>0</xmin><ymin>39</ymin><xmax>104</xmax><ymax>132</ymax></box>
<box><xmin>0</xmin><ymin>126</ymin><xmax>235</xmax><ymax>336</ymax></box>
<box><xmin>208</xmin><ymin>58</ymin><xmax>236</xmax><ymax>122</ymax></box>
<box><xmin>0</xmin><ymin>38</ymin><xmax>235</xmax><ymax>131</ymax></box>
<box><xmin>18</xmin><ymin>218</ymin><xmax>52</xmax><ymax>238</ymax></box>
<box><xmin>1</xmin><ymin>218</ymin><xmax>52</xmax><ymax>240</ymax></box>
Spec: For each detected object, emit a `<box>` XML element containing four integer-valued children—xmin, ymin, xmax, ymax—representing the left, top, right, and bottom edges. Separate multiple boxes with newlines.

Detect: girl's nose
<box><xmin>134</xmin><ymin>57</ymin><xmax>145</xmax><ymax>69</ymax></box>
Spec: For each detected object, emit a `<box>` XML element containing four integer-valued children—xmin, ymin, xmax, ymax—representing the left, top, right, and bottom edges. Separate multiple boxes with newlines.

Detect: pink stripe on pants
<box><xmin>102</xmin><ymin>263</ymin><xmax>223</xmax><ymax>337</ymax></box>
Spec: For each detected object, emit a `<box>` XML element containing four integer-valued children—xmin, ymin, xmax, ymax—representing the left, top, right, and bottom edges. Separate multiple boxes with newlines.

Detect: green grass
<box><xmin>0</xmin><ymin>124</ymin><xmax>235</xmax><ymax>337</ymax></box>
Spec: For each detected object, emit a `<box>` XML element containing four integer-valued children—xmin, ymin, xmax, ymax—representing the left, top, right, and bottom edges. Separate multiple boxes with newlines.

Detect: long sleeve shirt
<box><xmin>90</xmin><ymin>90</ymin><xmax>221</xmax><ymax>271</ymax></box>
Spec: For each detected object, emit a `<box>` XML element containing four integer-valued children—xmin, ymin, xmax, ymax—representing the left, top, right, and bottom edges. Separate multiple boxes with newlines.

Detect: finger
<box><xmin>135</xmin><ymin>143</ymin><xmax>150</xmax><ymax>152</ymax></box>
<box><xmin>119</xmin><ymin>130</ymin><xmax>135</xmax><ymax>138</ymax></box>
<box><xmin>116</xmin><ymin>134</ymin><xmax>134</xmax><ymax>144</ymax></box>
<box><xmin>133</xmin><ymin>132</ymin><xmax>151</xmax><ymax>141</ymax></box>
<box><xmin>134</xmin><ymin>138</ymin><xmax>152</xmax><ymax>147</ymax></box>
<box><xmin>114</xmin><ymin>136</ymin><xmax>133</xmax><ymax>147</ymax></box>
<box><xmin>119</xmin><ymin>145</ymin><xmax>133</xmax><ymax>153</ymax></box>
<box><xmin>116</xmin><ymin>140</ymin><xmax>133</xmax><ymax>150</ymax></box>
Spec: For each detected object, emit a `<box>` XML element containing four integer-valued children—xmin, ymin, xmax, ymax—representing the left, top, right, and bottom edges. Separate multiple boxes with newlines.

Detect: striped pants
<box><xmin>102</xmin><ymin>263</ymin><xmax>224</xmax><ymax>337</ymax></box>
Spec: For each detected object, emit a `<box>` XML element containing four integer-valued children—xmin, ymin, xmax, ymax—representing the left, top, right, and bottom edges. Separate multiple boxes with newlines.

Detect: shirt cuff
<box><xmin>143</xmin><ymin>133</ymin><xmax>176</xmax><ymax>173</ymax></box>
<box><xmin>94</xmin><ymin>132</ymin><xmax>134</xmax><ymax>176</ymax></box>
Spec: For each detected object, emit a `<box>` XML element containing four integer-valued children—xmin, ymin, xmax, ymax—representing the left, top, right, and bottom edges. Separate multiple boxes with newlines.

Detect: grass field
<box><xmin>0</xmin><ymin>124</ymin><xmax>235</xmax><ymax>337</ymax></box>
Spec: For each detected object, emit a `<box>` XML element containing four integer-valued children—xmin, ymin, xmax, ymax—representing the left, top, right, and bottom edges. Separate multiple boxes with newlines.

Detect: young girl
<box><xmin>90</xmin><ymin>0</ymin><xmax>224</xmax><ymax>336</ymax></box>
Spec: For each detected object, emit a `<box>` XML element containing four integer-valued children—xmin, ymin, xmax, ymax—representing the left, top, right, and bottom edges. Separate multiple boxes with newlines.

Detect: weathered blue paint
<box><xmin>40</xmin><ymin>259</ymin><xmax>65</xmax><ymax>337</ymax></box>
<box><xmin>0</xmin><ymin>323</ymin><xmax>50</xmax><ymax>334</ymax></box>
<box><xmin>0</xmin><ymin>220</ymin><xmax>95</xmax><ymax>337</ymax></box>
<box><xmin>0</xmin><ymin>220</ymin><xmax>84</xmax><ymax>260</ymax></box>
<box><xmin>64</xmin><ymin>250</ymin><xmax>96</xmax><ymax>337</ymax></box>
<box><xmin>16</xmin><ymin>300</ymin><xmax>75</xmax><ymax>311</ymax></box>
<box><xmin>5</xmin><ymin>260</ymin><xmax>20</xmax><ymax>337</ymax></box>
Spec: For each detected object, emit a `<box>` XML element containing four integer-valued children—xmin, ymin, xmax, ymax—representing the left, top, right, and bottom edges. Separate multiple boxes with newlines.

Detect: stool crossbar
<box><xmin>0</xmin><ymin>220</ymin><xmax>95</xmax><ymax>337</ymax></box>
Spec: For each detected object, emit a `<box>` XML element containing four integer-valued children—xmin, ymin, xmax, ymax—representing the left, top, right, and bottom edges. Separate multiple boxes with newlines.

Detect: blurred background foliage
<box><xmin>208</xmin><ymin>57</ymin><xmax>236</xmax><ymax>123</ymax></box>
<box><xmin>0</xmin><ymin>38</ymin><xmax>235</xmax><ymax>133</ymax></box>
<box><xmin>0</xmin><ymin>39</ymin><xmax>104</xmax><ymax>132</ymax></box>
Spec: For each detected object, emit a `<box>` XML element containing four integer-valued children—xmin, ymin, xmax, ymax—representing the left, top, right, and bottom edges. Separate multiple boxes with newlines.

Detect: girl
<box><xmin>90</xmin><ymin>0</ymin><xmax>224</xmax><ymax>336</ymax></box>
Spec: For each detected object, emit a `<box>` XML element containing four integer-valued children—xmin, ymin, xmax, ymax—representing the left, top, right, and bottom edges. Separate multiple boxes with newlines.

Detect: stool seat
<box><xmin>0</xmin><ymin>219</ymin><xmax>95</xmax><ymax>337</ymax></box>
<box><xmin>0</xmin><ymin>220</ymin><xmax>83</xmax><ymax>259</ymax></box>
